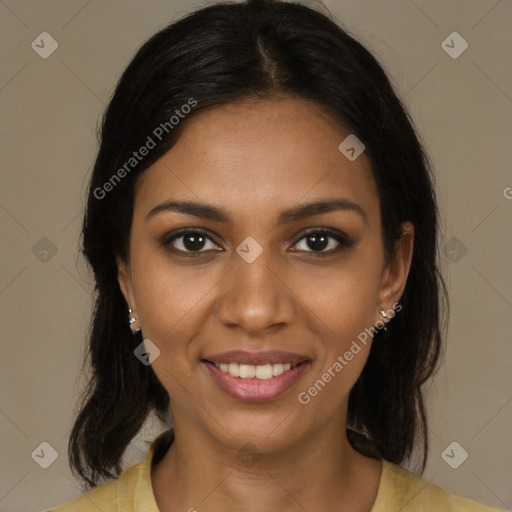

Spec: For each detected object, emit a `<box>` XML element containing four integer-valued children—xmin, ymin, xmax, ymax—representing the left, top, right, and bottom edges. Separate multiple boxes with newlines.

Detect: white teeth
<box><xmin>255</xmin><ymin>364</ymin><xmax>273</xmax><ymax>380</ymax></box>
<box><xmin>228</xmin><ymin>362</ymin><xmax>240</xmax><ymax>377</ymax></box>
<box><xmin>272</xmin><ymin>363</ymin><xmax>284</xmax><ymax>376</ymax></box>
<box><xmin>214</xmin><ymin>361</ymin><xmax>301</xmax><ymax>379</ymax></box>
<box><xmin>239</xmin><ymin>364</ymin><xmax>256</xmax><ymax>378</ymax></box>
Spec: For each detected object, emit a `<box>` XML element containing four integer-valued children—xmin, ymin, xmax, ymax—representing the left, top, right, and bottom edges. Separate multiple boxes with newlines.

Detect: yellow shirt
<box><xmin>48</xmin><ymin>429</ymin><xmax>504</xmax><ymax>512</ymax></box>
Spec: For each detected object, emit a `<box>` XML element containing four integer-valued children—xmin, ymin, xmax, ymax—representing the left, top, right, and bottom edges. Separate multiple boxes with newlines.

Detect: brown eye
<box><xmin>161</xmin><ymin>229</ymin><xmax>221</xmax><ymax>255</ymax></box>
<box><xmin>290</xmin><ymin>229</ymin><xmax>353</xmax><ymax>254</ymax></box>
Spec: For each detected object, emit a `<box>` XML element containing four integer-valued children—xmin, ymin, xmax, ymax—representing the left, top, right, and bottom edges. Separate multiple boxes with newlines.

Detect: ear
<box><xmin>376</xmin><ymin>221</ymin><xmax>414</xmax><ymax>321</ymax></box>
<box><xmin>116</xmin><ymin>256</ymin><xmax>136</xmax><ymax>310</ymax></box>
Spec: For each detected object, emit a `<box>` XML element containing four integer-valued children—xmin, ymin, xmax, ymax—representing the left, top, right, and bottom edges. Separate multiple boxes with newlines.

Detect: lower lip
<box><xmin>203</xmin><ymin>361</ymin><xmax>310</xmax><ymax>402</ymax></box>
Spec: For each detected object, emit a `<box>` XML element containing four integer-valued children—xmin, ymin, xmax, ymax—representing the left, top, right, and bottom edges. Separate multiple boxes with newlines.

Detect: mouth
<box><xmin>201</xmin><ymin>351</ymin><xmax>311</xmax><ymax>402</ymax></box>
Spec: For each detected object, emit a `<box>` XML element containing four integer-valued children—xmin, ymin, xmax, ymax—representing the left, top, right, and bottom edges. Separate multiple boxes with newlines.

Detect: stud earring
<box><xmin>378</xmin><ymin>308</ymin><xmax>389</xmax><ymax>332</ymax></box>
<box><xmin>128</xmin><ymin>308</ymin><xmax>141</xmax><ymax>334</ymax></box>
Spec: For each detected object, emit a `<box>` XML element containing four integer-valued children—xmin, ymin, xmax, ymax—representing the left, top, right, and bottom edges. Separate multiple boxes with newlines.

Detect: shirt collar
<box><xmin>123</xmin><ymin>428</ymin><xmax>175</xmax><ymax>511</ymax></box>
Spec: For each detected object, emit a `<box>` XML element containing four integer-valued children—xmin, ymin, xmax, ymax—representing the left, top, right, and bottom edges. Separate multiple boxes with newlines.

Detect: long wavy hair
<box><xmin>69</xmin><ymin>0</ymin><xmax>448</xmax><ymax>489</ymax></box>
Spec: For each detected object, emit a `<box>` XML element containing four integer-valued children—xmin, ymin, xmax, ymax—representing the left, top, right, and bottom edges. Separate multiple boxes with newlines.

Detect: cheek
<box><xmin>303</xmin><ymin>257</ymin><xmax>382</xmax><ymax>390</ymax></box>
<box><xmin>130</xmin><ymin>246</ymin><xmax>212</xmax><ymax>338</ymax></box>
<box><xmin>306</xmin><ymin>259</ymin><xmax>382</xmax><ymax>339</ymax></box>
<box><xmin>297</xmin><ymin>273</ymin><xmax>379</xmax><ymax>412</ymax></box>
<box><xmin>130</xmin><ymin>256</ymin><xmax>209</xmax><ymax>399</ymax></box>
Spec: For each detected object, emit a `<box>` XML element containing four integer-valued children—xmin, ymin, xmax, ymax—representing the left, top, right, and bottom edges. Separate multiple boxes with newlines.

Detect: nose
<box><xmin>215</xmin><ymin>245</ymin><xmax>296</xmax><ymax>337</ymax></box>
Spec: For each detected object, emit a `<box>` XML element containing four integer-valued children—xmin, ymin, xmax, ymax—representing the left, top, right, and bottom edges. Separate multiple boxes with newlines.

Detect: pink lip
<box><xmin>204</xmin><ymin>350</ymin><xmax>309</xmax><ymax>366</ymax></box>
<box><xmin>203</xmin><ymin>360</ymin><xmax>310</xmax><ymax>402</ymax></box>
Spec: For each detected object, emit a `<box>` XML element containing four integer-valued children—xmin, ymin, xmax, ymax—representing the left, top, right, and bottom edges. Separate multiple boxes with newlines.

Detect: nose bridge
<box><xmin>216</xmin><ymin>239</ymin><xmax>294</xmax><ymax>333</ymax></box>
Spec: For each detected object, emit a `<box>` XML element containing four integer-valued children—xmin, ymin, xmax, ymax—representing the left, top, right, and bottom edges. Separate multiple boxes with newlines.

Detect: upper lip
<box><xmin>204</xmin><ymin>350</ymin><xmax>310</xmax><ymax>366</ymax></box>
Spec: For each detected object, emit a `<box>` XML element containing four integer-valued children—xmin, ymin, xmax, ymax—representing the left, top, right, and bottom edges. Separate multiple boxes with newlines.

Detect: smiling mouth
<box><xmin>202</xmin><ymin>358</ymin><xmax>311</xmax><ymax>402</ymax></box>
<box><xmin>206</xmin><ymin>361</ymin><xmax>306</xmax><ymax>380</ymax></box>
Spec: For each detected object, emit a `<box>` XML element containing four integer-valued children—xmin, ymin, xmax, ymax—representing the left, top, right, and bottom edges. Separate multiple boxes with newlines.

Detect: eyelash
<box><xmin>160</xmin><ymin>227</ymin><xmax>354</xmax><ymax>258</ymax></box>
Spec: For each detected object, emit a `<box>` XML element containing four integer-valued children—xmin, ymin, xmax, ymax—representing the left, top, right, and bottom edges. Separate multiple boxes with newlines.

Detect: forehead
<box><xmin>134</xmin><ymin>97</ymin><xmax>379</xmax><ymax>224</ymax></box>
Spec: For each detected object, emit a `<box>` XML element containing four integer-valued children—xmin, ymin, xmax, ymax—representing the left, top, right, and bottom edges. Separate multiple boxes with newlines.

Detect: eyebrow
<box><xmin>146</xmin><ymin>198</ymin><xmax>367</xmax><ymax>225</ymax></box>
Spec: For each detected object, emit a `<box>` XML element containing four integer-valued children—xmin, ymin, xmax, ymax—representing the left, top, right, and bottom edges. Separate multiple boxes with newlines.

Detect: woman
<box><xmin>49</xmin><ymin>0</ymin><xmax>504</xmax><ymax>510</ymax></box>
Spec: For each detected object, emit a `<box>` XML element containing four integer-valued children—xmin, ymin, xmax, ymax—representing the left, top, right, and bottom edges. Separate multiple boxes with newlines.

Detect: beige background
<box><xmin>1</xmin><ymin>0</ymin><xmax>511</xmax><ymax>511</ymax></box>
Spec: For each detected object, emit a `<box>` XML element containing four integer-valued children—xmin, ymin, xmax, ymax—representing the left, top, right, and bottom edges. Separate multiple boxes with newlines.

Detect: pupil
<box><xmin>308</xmin><ymin>233</ymin><xmax>328</xmax><ymax>251</ymax></box>
<box><xmin>184</xmin><ymin>234</ymin><xmax>205</xmax><ymax>251</ymax></box>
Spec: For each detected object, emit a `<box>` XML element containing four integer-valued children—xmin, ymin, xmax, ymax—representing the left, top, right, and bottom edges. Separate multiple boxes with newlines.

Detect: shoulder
<box><xmin>45</xmin><ymin>479</ymin><xmax>118</xmax><ymax>512</ymax></box>
<box><xmin>46</xmin><ymin>428</ymin><xmax>174</xmax><ymax>512</ymax></box>
<box><xmin>46</xmin><ymin>462</ymin><xmax>144</xmax><ymax>512</ymax></box>
<box><xmin>374</xmin><ymin>460</ymin><xmax>505</xmax><ymax>512</ymax></box>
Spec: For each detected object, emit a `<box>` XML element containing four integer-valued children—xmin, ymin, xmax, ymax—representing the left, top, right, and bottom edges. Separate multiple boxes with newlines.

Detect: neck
<box><xmin>151</xmin><ymin>415</ymin><xmax>382</xmax><ymax>512</ymax></box>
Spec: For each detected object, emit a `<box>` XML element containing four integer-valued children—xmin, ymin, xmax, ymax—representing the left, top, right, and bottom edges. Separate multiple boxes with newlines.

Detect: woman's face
<box><xmin>117</xmin><ymin>97</ymin><xmax>413</xmax><ymax>454</ymax></box>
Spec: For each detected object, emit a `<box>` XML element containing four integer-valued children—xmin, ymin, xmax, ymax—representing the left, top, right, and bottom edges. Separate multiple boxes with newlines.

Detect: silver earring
<box><xmin>378</xmin><ymin>308</ymin><xmax>389</xmax><ymax>332</ymax></box>
<box><xmin>128</xmin><ymin>308</ymin><xmax>141</xmax><ymax>334</ymax></box>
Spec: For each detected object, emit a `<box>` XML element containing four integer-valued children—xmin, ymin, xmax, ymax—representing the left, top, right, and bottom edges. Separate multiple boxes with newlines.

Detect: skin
<box><xmin>117</xmin><ymin>96</ymin><xmax>414</xmax><ymax>512</ymax></box>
